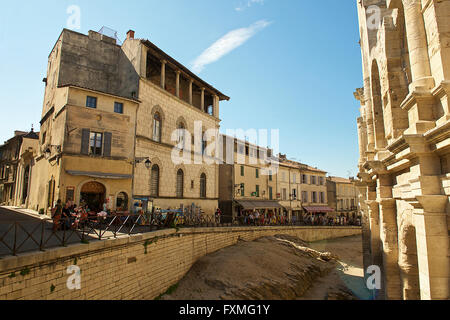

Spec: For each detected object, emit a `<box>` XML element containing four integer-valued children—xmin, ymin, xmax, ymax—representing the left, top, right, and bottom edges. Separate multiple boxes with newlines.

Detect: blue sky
<box><xmin>0</xmin><ymin>0</ymin><xmax>362</xmax><ymax>178</ymax></box>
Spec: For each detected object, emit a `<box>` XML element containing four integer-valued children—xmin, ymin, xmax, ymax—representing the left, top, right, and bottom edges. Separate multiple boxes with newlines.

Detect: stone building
<box><xmin>354</xmin><ymin>0</ymin><xmax>449</xmax><ymax>300</ymax></box>
<box><xmin>218</xmin><ymin>135</ymin><xmax>281</xmax><ymax>220</ymax></box>
<box><xmin>0</xmin><ymin>129</ymin><xmax>39</xmax><ymax>207</ymax></box>
<box><xmin>326</xmin><ymin>176</ymin><xmax>359</xmax><ymax>220</ymax></box>
<box><xmin>27</xmin><ymin>28</ymin><xmax>228</xmax><ymax>215</ymax></box>
<box><xmin>122</xmin><ymin>31</ymin><xmax>229</xmax><ymax>215</ymax></box>
<box><xmin>278</xmin><ymin>155</ymin><xmax>331</xmax><ymax>220</ymax></box>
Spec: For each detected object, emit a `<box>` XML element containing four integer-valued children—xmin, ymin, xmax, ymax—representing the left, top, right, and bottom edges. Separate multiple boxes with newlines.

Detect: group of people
<box><xmin>302</xmin><ymin>214</ymin><xmax>361</xmax><ymax>226</ymax></box>
<box><xmin>51</xmin><ymin>199</ymin><xmax>97</xmax><ymax>231</ymax></box>
<box><xmin>238</xmin><ymin>210</ymin><xmax>288</xmax><ymax>226</ymax></box>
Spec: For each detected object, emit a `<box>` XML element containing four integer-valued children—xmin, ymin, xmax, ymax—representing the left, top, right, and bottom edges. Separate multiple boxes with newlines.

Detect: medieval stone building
<box><xmin>354</xmin><ymin>0</ymin><xmax>449</xmax><ymax>300</ymax></box>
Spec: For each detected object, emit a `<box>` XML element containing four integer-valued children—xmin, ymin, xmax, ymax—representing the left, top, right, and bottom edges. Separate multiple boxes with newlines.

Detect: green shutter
<box><xmin>81</xmin><ymin>129</ymin><xmax>90</xmax><ymax>155</ymax></box>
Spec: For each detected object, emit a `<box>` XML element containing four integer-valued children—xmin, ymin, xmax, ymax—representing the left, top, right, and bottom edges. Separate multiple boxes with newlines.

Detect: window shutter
<box><xmin>81</xmin><ymin>129</ymin><xmax>90</xmax><ymax>155</ymax></box>
<box><xmin>151</xmin><ymin>165</ymin><xmax>160</xmax><ymax>197</ymax></box>
<box><xmin>103</xmin><ymin>132</ymin><xmax>112</xmax><ymax>157</ymax></box>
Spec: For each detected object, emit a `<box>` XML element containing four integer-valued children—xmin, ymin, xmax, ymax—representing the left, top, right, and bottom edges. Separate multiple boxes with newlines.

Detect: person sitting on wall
<box><xmin>52</xmin><ymin>200</ymin><xmax>63</xmax><ymax>232</ymax></box>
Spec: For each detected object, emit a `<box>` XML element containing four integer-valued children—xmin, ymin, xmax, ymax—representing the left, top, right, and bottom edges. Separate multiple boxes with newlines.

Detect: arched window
<box><xmin>177</xmin><ymin>122</ymin><xmax>186</xmax><ymax>149</ymax></box>
<box><xmin>176</xmin><ymin>169</ymin><xmax>184</xmax><ymax>198</ymax></box>
<box><xmin>151</xmin><ymin>165</ymin><xmax>160</xmax><ymax>197</ymax></box>
<box><xmin>200</xmin><ymin>173</ymin><xmax>207</xmax><ymax>198</ymax></box>
<box><xmin>153</xmin><ymin>112</ymin><xmax>162</xmax><ymax>143</ymax></box>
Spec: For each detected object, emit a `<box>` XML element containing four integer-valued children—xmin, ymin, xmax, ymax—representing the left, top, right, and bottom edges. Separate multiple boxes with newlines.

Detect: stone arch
<box><xmin>77</xmin><ymin>180</ymin><xmax>108</xmax><ymax>212</ymax></box>
<box><xmin>115</xmin><ymin>190</ymin><xmax>129</xmax><ymax>211</ymax></box>
<box><xmin>175</xmin><ymin>167</ymin><xmax>185</xmax><ymax>198</ymax></box>
<box><xmin>371</xmin><ymin>60</ymin><xmax>388</xmax><ymax>149</ymax></box>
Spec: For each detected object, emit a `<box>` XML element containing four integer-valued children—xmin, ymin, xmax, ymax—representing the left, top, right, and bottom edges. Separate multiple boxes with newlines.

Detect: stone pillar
<box><xmin>367</xmin><ymin>200</ymin><xmax>383</xmax><ymax>269</ymax></box>
<box><xmin>397</xmin><ymin>216</ymin><xmax>421</xmax><ymax>300</ymax></box>
<box><xmin>213</xmin><ymin>95</ymin><xmax>219</xmax><ymax>118</ymax></box>
<box><xmin>160</xmin><ymin>60</ymin><xmax>166</xmax><ymax>89</ymax></box>
<box><xmin>414</xmin><ymin>195</ymin><xmax>449</xmax><ymax>300</ymax></box>
<box><xmin>378</xmin><ymin>197</ymin><xmax>402</xmax><ymax>300</ymax></box>
<box><xmin>403</xmin><ymin>0</ymin><xmax>435</xmax><ymax>91</ymax></box>
<box><xmin>188</xmin><ymin>80</ymin><xmax>193</xmax><ymax>105</ymax></box>
<box><xmin>200</xmin><ymin>88</ymin><xmax>205</xmax><ymax>112</ymax></box>
<box><xmin>175</xmin><ymin>71</ymin><xmax>181</xmax><ymax>98</ymax></box>
<box><xmin>363</xmin><ymin>79</ymin><xmax>376</xmax><ymax>152</ymax></box>
<box><xmin>357</xmin><ymin>117</ymin><xmax>367</xmax><ymax>165</ymax></box>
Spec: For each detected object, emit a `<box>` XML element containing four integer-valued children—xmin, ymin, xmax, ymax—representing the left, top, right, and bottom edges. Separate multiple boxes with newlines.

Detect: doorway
<box><xmin>80</xmin><ymin>181</ymin><xmax>106</xmax><ymax>212</ymax></box>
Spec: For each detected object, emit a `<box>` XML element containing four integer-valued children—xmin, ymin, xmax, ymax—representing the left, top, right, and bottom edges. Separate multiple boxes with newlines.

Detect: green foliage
<box><xmin>20</xmin><ymin>267</ymin><xmax>30</xmax><ymax>277</ymax></box>
<box><xmin>50</xmin><ymin>284</ymin><xmax>55</xmax><ymax>293</ymax></box>
<box><xmin>39</xmin><ymin>208</ymin><xmax>45</xmax><ymax>215</ymax></box>
<box><xmin>8</xmin><ymin>272</ymin><xmax>16</xmax><ymax>278</ymax></box>
<box><xmin>143</xmin><ymin>237</ymin><xmax>159</xmax><ymax>254</ymax></box>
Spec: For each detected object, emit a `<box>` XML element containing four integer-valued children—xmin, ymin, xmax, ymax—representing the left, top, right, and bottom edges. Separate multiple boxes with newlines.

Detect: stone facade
<box><xmin>354</xmin><ymin>0</ymin><xmax>449</xmax><ymax>300</ymax></box>
<box><xmin>327</xmin><ymin>177</ymin><xmax>360</xmax><ymax>219</ymax></box>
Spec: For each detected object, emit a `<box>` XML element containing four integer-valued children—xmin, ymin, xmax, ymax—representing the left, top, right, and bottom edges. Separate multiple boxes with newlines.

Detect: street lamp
<box><xmin>135</xmin><ymin>157</ymin><xmax>152</xmax><ymax>169</ymax></box>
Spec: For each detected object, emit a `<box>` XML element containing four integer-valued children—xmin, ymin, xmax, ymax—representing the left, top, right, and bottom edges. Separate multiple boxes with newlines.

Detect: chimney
<box><xmin>127</xmin><ymin>30</ymin><xmax>135</xmax><ymax>40</ymax></box>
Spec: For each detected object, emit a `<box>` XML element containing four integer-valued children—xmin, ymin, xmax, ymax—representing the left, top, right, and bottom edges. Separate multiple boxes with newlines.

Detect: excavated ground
<box><xmin>162</xmin><ymin>234</ymin><xmax>369</xmax><ymax>300</ymax></box>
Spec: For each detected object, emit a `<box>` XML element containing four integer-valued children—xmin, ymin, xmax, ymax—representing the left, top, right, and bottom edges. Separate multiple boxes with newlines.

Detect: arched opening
<box><xmin>153</xmin><ymin>112</ymin><xmax>162</xmax><ymax>143</ymax></box>
<box><xmin>116</xmin><ymin>192</ymin><xmax>128</xmax><ymax>211</ymax></box>
<box><xmin>151</xmin><ymin>165</ymin><xmax>160</xmax><ymax>197</ymax></box>
<box><xmin>371</xmin><ymin>61</ymin><xmax>387</xmax><ymax>149</ymax></box>
<box><xmin>177</xmin><ymin>121</ymin><xmax>186</xmax><ymax>149</ymax></box>
<box><xmin>80</xmin><ymin>181</ymin><xmax>106</xmax><ymax>213</ymax></box>
<box><xmin>200</xmin><ymin>173</ymin><xmax>207</xmax><ymax>198</ymax></box>
<box><xmin>176</xmin><ymin>169</ymin><xmax>184</xmax><ymax>198</ymax></box>
<box><xmin>22</xmin><ymin>165</ymin><xmax>30</xmax><ymax>204</ymax></box>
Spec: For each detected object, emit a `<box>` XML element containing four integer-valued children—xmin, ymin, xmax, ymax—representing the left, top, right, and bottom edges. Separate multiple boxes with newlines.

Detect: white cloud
<box><xmin>191</xmin><ymin>20</ymin><xmax>272</xmax><ymax>73</ymax></box>
<box><xmin>235</xmin><ymin>0</ymin><xmax>265</xmax><ymax>12</ymax></box>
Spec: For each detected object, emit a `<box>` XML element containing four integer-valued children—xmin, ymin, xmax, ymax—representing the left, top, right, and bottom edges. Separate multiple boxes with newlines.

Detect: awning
<box><xmin>304</xmin><ymin>206</ymin><xmax>334</xmax><ymax>213</ymax></box>
<box><xmin>236</xmin><ymin>200</ymin><xmax>284</xmax><ymax>210</ymax></box>
<box><xmin>66</xmin><ymin>170</ymin><xmax>132</xmax><ymax>180</ymax></box>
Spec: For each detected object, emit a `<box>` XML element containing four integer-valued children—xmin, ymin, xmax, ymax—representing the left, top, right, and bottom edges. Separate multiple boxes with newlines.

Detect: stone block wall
<box><xmin>0</xmin><ymin>226</ymin><xmax>361</xmax><ymax>300</ymax></box>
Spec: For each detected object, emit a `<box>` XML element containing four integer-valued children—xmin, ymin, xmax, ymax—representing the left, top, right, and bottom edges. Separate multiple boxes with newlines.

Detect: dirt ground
<box><xmin>162</xmin><ymin>234</ymin><xmax>372</xmax><ymax>300</ymax></box>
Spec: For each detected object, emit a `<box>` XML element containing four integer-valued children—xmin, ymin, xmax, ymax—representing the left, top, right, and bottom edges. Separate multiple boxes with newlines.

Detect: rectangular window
<box><xmin>86</xmin><ymin>96</ymin><xmax>97</xmax><ymax>109</ymax></box>
<box><xmin>292</xmin><ymin>189</ymin><xmax>297</xmax><ymax>200</ymax></box>
<box><xmin>241</xmin><ymin>166</ymin><xmax>244</xmax><ymax>177</ymax></box>
<box><xmin>256</xmin><ymin>168</ymin><xmax>259</xmax><ymax>179</ymax></box>
<box><xmin>114</xmin><ymin>102</ymin><xmax>124</xmax><ymax>114</ymax></box>
<box><xmin>282</xmin><ymin>188</ymin><xmax>287</xmax><ymax>201</ymax></box>
<box><xmin>241</xmin><ymin>183</ymin><xmax>245</xmax><ymax>197</ymax></box>
<box><xmin>293</xmin><ymin>174</ymin><xmax>297</xmax><ymax>184</ymax></box>
<box><xmin>302</xmin><ymin>191</ymin><xmax>308</xmax><ymax>203</ymax></box>
<box><xmin>256</xmin><ymin>185</ymin><xmax>260</xmax><ymax>197</ymax></box>
<box><xmin>89</xmin><ymin>132</ymin><xmax>103</xmax><ymax>156</ymax></box>
<box><xmin>312</xmin><ymin>192</ymin><xmax>317</xmax><ymax>203</ymax></box>
<box><xmin>302</xmin><ymin>174</ymin><xmax>308</xmax><ymax>184</ymax></box>
<box><xmin>319</xmin><ymin>192</ymin><xmax>325</xmax><ymax>204</ymax></box>
<box><xmin>311</xmin><ymin>176</ymin><xmax>316</xmax><ymax>185</ymax></box>
<box><xmin>269</xmin><ymin>187</ymin><xmax>273</xmax><ymax>200</ymax></box>
<box><xmin>269</xmin><ymin>170</ymin><xmax>272</xmax><ymax>181</ymax></box>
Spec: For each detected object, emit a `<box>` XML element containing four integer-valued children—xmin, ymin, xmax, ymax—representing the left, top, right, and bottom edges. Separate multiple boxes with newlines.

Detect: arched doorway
<box><xmin>80</xmin><ymin>181</ymin><xmax>106</xmax><ymax>212</ymax></box>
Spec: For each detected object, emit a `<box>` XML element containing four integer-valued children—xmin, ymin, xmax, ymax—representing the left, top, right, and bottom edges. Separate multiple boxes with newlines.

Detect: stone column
<box><xmin>363</xmin><ymin>79</ymin><xmax>376</xmax><ymax>152</ymax></box>
<box><xmin>200</xmin><ymin>88</ymin><xmax>205</xmax><ymax>112</ymax></box>
<box><xmin>213</xmin><ymin>95</ymin><xmax>219</xmax><ymax>118</ymax></box>
<box><xmin>357</xmin><ymin>117</ymin><xmax>367</xmax><ymax>165</ymax></box>
<box><xmin>175</xmin><ymin>71</ymin><xmax>181</xmax><ymax>98</ymax></box>
<box><xmin>403</xmin><ymin>0</ymin><xmax>435</xmax><ymax>91</ymax></box>
<box><xmin>414</xmin><ymin>195</ymin><xmax>449</xmax><ymax>300</ymax></box>
<box><xmin>367</xmin><ymin>200</ymin><xmax>383</xmax><ymax>269</ymax></box>
<box><xmin>160</xmin><ymin>60</ymin><xmax>166</xmax><ymax>89</ymax></box>
<box><xmin>378</xmin><ymin>196</ymin><xmax>402</xmax><ymax>300</ymax></box>
<box><xmin>188</xmin><ymin>80</ymin><xmax>193</xmax><ymax>105</ymax></box>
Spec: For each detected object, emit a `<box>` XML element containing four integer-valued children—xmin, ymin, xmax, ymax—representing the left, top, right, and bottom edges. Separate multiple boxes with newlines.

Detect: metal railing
<box><xmin>0</xmin><ymin>212</ymin><xmax>359</xmax><ymax>258</ymax></box>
